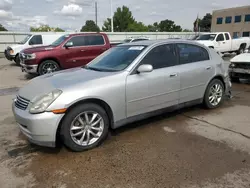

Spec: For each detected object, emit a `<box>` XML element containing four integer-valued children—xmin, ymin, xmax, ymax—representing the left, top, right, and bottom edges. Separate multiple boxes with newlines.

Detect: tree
<box><xmin>183</xmin><ymin>29</ymin><xmax>192</xmax><ymax>32</ymax></box>
<box><xmin>102</xmin><ymin>6</ymin><xmax>135</xmax><ymax>32</ymax></box>
<box><xmin>148</xmin><ymin>22</ymin><xmax>159</xmax><ymax>32</ymax></box>
<box><xmin>0</xmin><ymin>24</ymin><xmax>7</xmax><ymax>31</ymax></box>
<box><xmin>81</xmin><ymin>20</ymin><xmax>100</xmax><ymax>32</ymax></box>
<box><xmin>193</xmin><ymin>13</ymin><xmax>212</xmax><ymax>32</ymax></box>
<box><xmin>158</xmin><ymin>19</ymin><xmax>182</xmax><ymax>32</ymax></box>
<box><xmin>30</xmin><ymin>25</ymin><xmax>65</xmax><ymax>32</ymax></box>
<box><xmin>128</xmin><ymin>22</ymin><xmax>148</xmax><ymax>32</ymax></box>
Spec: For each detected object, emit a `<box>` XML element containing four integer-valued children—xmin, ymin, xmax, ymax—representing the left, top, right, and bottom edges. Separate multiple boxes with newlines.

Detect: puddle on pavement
<box><xmin>0</xmin><ymin>87</ymin><xmax>19</xmax><ymax>96</ymax></box>
<box><xmin>7</xmin><ymin>145</ymin><xmax>39</xmax><ymax>158</ymax></box>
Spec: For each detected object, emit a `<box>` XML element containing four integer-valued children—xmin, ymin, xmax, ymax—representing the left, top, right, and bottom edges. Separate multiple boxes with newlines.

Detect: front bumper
<box><xmin>20</xmin><ymin>62</ymin><xmax>38</xmax><ymax>74</ymax></box>
<box><xmin>4</xmin><ymin>49</ymin><xmax>15</xmax><ymax>61</ymax></box>
<box><xmin>228</xmin><ymin>68</ymin><xmax>250</xmax><ymax>78</ymax></box>
<box><xmin>12</xmin><ymin>103</ymin><xmax>64</xmax><ymax>147</ymax></box>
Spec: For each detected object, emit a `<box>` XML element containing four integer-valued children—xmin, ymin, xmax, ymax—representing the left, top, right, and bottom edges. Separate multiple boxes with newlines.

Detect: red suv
<box><xmin>20</xmin><ymin>33</ymin><xmax>112</xmax><ymax>75</ymax></box>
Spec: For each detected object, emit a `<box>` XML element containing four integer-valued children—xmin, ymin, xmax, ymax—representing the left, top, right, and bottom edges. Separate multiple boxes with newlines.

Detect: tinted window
<box><xmin>225</xmin><ymin>16</ymin><xmax>232</xmax><ymax>23</ymax></box>
<box><xmin>51</xmin><ymin>35</ymin><xmax>70</xmax><ymax>47</ymax></box>
<box><xmin>140</xmin><ymin>44</ymin><xmax>177</xmax><ymax>69</ymax></box>
<box><xmin>217</xmin><ymin>17</ymin><xmax>223</xmax><ymax>24</ymax></box>
<box><xmin>29</xmin><ymin>35</ymin><xmax>42</xmax><ymax>45</ymax></box>
<box><xmin>242</xmin><ymin>32</ymin><xmax>250</xmax><ymax>37</ymax></box>
<box><xmin>86</xmin><ymin>35</ymin><xmax>105</xmax><ymax>45</ymax></box>
<box><xmin>216</xmin><ymin>34</ymin><xmax>224</xmax><ymax>41</ymax></box>
<box><xmin>245</xmin><ymin>14</ymin><xmax>250</xmax><ymax>22</ymax></box>
<box><xmin>225</xmin><ymin>33</ymin><xmax>230</xmax><ymax>40</ymax></box>
<box><xmin>69</xmin><ymin>36</ymin><xmax>86</xmax><ymax>46</ymax></box>
<box><xmin>177</xmin><ymin>43</ymin><xmax>209</xmax><ymax>64</ymax></box>
<box><xmin>235</xmin><ymin>15</ymin><xmax>241</xmax><ymax>23</ymax></box>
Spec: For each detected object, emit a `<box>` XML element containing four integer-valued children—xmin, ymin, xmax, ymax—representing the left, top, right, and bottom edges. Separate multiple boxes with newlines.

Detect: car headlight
<box><xmin>230</xmin><ymin>63</ymin><xmax>236</xmax><ymax>68</ymax></box>
<box><xmin>26</xmin><ymin>53</ymin><xmax>36</xmax><ymax>60</ymax></box>
<box><xmin>9</xmin><ymin>49</ymin><xmax>14</xmax><ymax>55</ymax></box>
<box><xmin>29</xmin><ymin>89</ymin><xmax>62</xmax><ymax>114</ymax></box>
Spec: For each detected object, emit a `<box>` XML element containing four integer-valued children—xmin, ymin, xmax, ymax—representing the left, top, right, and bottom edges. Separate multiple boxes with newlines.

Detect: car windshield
<box><xmin>84</xmin><ymin>45</ymin><xmax>147</xmax><ymax>72</ymax></box>
<box><xmin>18</xmin><ymin>35</ymin><xmax>32</xmax><ymax>44</ymax></box>
<box><xmin>197</xmin><ymin>34</ymin><xmax>216</xmax><ymax>41</ymax></box>
<box><xmin>51</xmin><ymin>35</ymin><xmax>70</xmax><ymax>47</ymax></box>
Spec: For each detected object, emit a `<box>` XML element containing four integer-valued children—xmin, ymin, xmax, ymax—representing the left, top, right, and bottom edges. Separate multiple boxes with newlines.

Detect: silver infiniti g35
<box><xmin>12</xmin><ymin>39</ymin><xmax>231</xmax><ymax>152</ymax></box>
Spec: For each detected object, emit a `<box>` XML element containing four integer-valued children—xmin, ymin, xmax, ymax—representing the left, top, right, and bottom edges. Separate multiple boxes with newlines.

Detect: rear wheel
<box><xmin>60</xmin><ymin>103</ymin><xmax>110</xmax><ymax>152</ymax></box>
<box><xmin>237</xmin><ymin>45</ymin><xmax>245</xmax><ymax>55</ymax></box>
<box><xmin>14</xmin><ymin>54</ymin><xmax>20</xmax><ymax>66</ymax></box>
<box><xmin>38</xmin><ymin>60</ymin><xmax>60</xmax><ymax>75</ymax></box>
<box><xmin>203</xmin><ymin>79</ymin><xmax>225</xmax><ymax>109</ymax></box>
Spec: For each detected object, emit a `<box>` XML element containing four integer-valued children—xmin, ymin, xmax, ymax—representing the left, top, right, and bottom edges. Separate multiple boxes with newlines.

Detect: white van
<box><xmin>4</xmin><ymin>34</ymin><xmax>63</xmax><ymax>65</ymax></box>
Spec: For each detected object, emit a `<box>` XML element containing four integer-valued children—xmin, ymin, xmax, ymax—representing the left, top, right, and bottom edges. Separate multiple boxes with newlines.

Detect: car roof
<box><xmin>119</xmin><ymin>39</ymin><xmax>207</xmax><ymax>48</ymax></box>
<box><xmin>66</xmin><ymin>32</ymin><xmax>106</xmax><ymax>37</ymax></box>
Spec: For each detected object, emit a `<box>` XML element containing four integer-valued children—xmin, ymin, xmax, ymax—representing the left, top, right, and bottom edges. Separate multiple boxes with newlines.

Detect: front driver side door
<box><xmin>126</xmin><ymin>44</ymin><xmax>180</xmax><ymax>117</ymax></box>
<box><xmin>214</xmin><ymin>33</ymin><xmax>227</xmax><ymax>52</ymax></box>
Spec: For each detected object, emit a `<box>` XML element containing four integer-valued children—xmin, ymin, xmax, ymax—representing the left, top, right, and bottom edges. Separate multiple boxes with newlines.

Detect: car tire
<box><xmin>38</xmin><ymin>60</ymin><xmax>60</xmax><ymax>75</ymax></box>
<box><xmin>237</xmin><ymin>45</ymin><xmax>245</xmax><ymax>55</ymax></box>
<box><xmin>60</xmin><ymin>103</ymin><xmax>110</xmax><ymax>152</ymax></box>
<box><xmin>203</xmin><ymin>79</ymin><xmax>225</xmax><ymax>109</ymax></box>
<box><xmin>14</xmin><ymin>54</ymin><xmax>20</xmax><ymax>66</ymax></box>
<box><xmin>230</xmin><ymin>76</ymin><xmax>240</xmax><ymax>83</ymax></box>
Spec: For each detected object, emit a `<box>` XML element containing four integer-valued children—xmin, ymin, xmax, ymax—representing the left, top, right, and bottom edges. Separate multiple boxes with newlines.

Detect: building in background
<box><xmin>211</xmin><ymin>5</ymin><xmax>250</xmax><ymax>38</ymax></box>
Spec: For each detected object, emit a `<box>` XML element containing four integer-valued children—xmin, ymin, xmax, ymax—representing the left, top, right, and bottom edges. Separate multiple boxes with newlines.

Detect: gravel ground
<box><xmin>1</xmin><ymin>57</ymin><xmax>250</xmax><ymax>188</ymax></box>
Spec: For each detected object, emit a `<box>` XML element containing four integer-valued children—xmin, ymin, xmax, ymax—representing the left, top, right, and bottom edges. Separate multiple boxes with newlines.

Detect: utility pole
<box><xmin>110</xmin><ymin>0</ymin><xmax>114</xmax><ymax>32</ymax></box>
<box><xmin>95</xmin><ymin>1</ymin><xmax>97</xmax><ymax>26</ymax></box>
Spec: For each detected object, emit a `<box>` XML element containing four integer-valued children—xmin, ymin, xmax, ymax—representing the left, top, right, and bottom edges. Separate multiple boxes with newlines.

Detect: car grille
<box><xmin>233</xmin><ymin>63</ymin><xmax>250</xmax><ymax>69</ymax></box>
<box><xmin>15</xmin><ymin>95</ymin><xmax>30</xmax><ymax>110</ymax></box>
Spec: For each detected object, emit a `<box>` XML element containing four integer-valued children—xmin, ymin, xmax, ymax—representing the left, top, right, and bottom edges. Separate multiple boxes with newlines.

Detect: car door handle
<box><xmin>222</xmin><ymin>42</ymin><xmax>225</xmax><ymax>44</ymax></box>
<box><xmin>170</xmin><ymin>73</ymin><xmax>178</xmax><ymax>77</ymax></box>
<box><xmin>81</xmin><ymin>49</ymin><xmax>86</xmax><ymax>52</ymax></box>
<box><xmin>206</xmin><ymin>66</ymin><xmax>212</xmax><ymax>70</ymax></box>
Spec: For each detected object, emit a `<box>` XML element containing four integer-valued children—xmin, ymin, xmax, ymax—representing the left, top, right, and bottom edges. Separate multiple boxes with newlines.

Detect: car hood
<box><xmin>23</xmin><ymin>45</ymin><xmax>55</xmax><ymax>54</ymax></box>
<box><xmin>196</xmin><ymin>40</ymin><xmax>214</xmax><ymax>47</ymax></box>
<box><xmin>231</xmin><ymin>53</ymin><xmax>250</xmax><ymax>63</ymax></box>
<box><xmin>18</xmin><ymin>67</ymin><xmax>119</xmax><ymax>101</ymax></box>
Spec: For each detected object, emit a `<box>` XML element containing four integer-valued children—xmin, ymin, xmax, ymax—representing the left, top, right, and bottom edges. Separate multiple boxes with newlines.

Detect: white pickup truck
<box><xmin>196</xmin><ymin>32</ymin><xmax>250</xmax><ymax>55</ymax></box>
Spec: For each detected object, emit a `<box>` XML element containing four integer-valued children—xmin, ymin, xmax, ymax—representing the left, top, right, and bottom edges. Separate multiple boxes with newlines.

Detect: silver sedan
<box><xmin>12</xmin><ymin>40</ymin><xmax>231</xmax><ymax>152</ymax></box>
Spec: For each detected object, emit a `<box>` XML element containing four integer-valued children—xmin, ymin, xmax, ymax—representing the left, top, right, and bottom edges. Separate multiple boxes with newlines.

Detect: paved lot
<box><xmin>1</xmin><ymin>58</ymin><xmax>250</xmax><ymax>188</ymax></box>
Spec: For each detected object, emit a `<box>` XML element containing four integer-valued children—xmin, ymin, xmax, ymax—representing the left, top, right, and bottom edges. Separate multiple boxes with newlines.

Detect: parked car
<box><xmin>19</xmin><ymin>33</ymin><xmax>112</xmax><ymax>75</ymax></box>
<box><xmin>4</xmin><ymin>34</ymin><xmax>63</xmax><ymax>65</ymax></box>
<box><xmin>12</xmin><ymin>39</ymin><xmax>231</xmax><ymax>152</ymax></box>
<box><xmin>123</xmin><ymin>37</ymin><xmax>150</xmax><ymax>43</ymax></box>
<box><xmin>196</xmin><ymin>32</ymin><xmax>250</xmax><ymax>54</ymax></box>
<box><xmin>229</xmin><ymin>49</ymin><xmax>250</xmax><ymax>82</ymax></box>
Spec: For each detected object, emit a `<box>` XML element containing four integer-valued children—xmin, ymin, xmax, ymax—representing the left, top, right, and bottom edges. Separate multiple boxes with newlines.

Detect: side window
<box><xmin>29</xmin><ymin>35</ymin><xmax>42</xmax><ymax>45</ymax></box>
<box><xmin>225</xmin><ymin>33</ymin><xmax>230</xmax><ymax>40</ymax></box>
<box><xmin>68</xmin><ymin>36</ymin><xmax>86</xmax><ymax>47</ymax></box>
<box><xmin>140</xmin><ymin>44</ymin><xmax>177</xmax><ymax>69</ymax></box>
<box><xmin>177</xmin><ymin>43</ymin><xmax>209</xmax><ymax>64</ymax></box>
<box><xmin>86</xmin><ymin>35</ymin><xmax>105</xmax><ymax>45</ymax></box>
<box><xmin>216</xmin><ymin>34</ymin><xmax>224</xmax><ymax>41</ymax></box>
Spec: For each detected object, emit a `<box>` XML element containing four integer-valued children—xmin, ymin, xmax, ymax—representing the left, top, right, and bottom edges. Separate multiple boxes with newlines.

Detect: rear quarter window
<box><xmin>86</xmin><ymin>35</ymin><xmax>105</xmax><ymax>45</ymax></box>
<box><xmin>177</xmin><ymin>43</ymin><xmax>210</xmax><ymax>64</ymax></box>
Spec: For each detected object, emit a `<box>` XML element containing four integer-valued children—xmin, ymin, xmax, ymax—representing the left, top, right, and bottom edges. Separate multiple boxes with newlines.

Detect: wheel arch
<box><xmin>56</xmin><ymin>98</ymin><xmax>114</xmax><ymax>144</ymax></box>
<box><xmin>203</xmin><ymin>75</ymin><xmax>226</xmax><ymax>100</ymax></box>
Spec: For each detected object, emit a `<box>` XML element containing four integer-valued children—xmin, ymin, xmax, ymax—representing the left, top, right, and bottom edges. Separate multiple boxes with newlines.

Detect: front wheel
<box><xmin>203</xmin><ymin>79</ymin><xmax>225</xmax><ymax>109</ymax></box>
<box><xmin>14</xmin><ymin>54</ymin><xmax>20</xmax><ymax>66</ymax></box>
<box><xmin>60</xmin><ymin>103</ymin><xmax>110</xmax><ymax>152</ymax></box>
<box><xmin>38</xmin><ymin>60</ymin><xmax>60</xmax><ymax>75</ymax></box>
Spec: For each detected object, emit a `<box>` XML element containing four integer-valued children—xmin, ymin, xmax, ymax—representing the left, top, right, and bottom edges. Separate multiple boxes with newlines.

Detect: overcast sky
<box><xmin>0</xmin><ymin>0</ymin><xmax>249</xmax><ymax>31</ymax></box>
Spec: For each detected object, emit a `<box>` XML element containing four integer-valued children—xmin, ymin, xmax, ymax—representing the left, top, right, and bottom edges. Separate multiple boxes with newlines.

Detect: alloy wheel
<box><xmin>208</xmin><ymin>83</ymin><xmax>223</xmax><ymax>106</ymax></box>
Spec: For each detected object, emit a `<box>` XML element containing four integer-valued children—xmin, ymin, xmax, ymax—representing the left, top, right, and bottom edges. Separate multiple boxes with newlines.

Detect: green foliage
<box><xmin>193</xmin><ymin>13</ymin><xmax>212</xmax><ymax>32</ymax></box>
<box><xmin>183</xmin><ymin>29</ymin><xmax>192</xmax><ymax>32</ymax></box>
<box><xmin>0</xmin><ymin>24</ymin><xmax>7</xmax><ymax>31</ymax></box>
<box><xmin>30</xmin><ymin>25</ymin><xmax>65</xmax><ymax>32</ymax></box>
<box><xmin>102</xmin><ymin>6</ymin><xmax>135</xmax><ymax>32</ymax></box>
<box><xmin>81</xmin><ymin>20</ymin><xmax>100</xmax><ymax>32</ymax></box>
<box><xmin>128</xmin><ymin>22</ymin><xmax>148</xmax><ymax>32</ymax></box>
<box><xmin>158</xmin><ymin>19</ymin><xmax>182</xmax><ymax>32</ymax></box>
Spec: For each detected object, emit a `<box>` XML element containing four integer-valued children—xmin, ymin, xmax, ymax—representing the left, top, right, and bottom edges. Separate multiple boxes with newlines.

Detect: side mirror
<box><xmin>65</xmin><ymin>41</ymin><xmax>73</xmax><ymax>48</ymax></box>
<box><xmin>137</xmin><ymin>64</ymin><xmax>153</xmax><ymax>73</ymax></box>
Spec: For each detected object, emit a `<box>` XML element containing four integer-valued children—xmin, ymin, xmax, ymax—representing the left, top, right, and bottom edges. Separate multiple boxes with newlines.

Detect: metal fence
<box><xmin>0</xmin><ymin>31</ymin><xmax>200</xmax><ymax>53</ymax></box>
